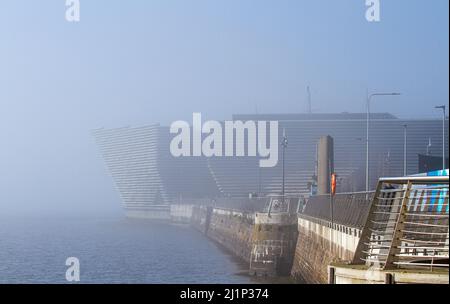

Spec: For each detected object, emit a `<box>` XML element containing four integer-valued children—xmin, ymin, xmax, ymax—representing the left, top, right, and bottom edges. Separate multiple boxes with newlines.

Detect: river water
<box><xmin>0</xmin><ymin>217</ymin><xmax>256</xmax><ymax>284</ymax></box>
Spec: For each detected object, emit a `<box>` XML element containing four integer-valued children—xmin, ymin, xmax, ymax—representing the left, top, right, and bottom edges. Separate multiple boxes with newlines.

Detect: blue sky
<box><xmin>0</xmin><ymin>0</ymin><xmax>448</xmax><ymax>215</ymax></box>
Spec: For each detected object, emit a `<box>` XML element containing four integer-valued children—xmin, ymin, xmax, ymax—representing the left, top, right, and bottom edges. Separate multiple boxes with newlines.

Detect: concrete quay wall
<box><xmin>126</xmin><ymin>203</ymin><xmax>448</xmax><ymax>284</ymax></box>
<box><xmin>191</xmin><ymin>205</ymin><xmax>299</xmax><ymax>277</ymax></box>
<box><xmin>251</xmin><ymin>212</ymin><xmax>298</xmax><ymax>276</ymax></box>
<box><xmin>126</xmin><ymin>204</ymin><xmax>195</xmax><ymax>222</ymax></box>
<box><xmin>207</xmin><ymin>208</ymin><xmax>255</xmax><ymax>263</ymax></box>
<box><xmin>291</xmin><ymin>215</ymin><xmax>361</xmax><ymax>284</ymax></box>
<box><xmin>126</xmin><ymin>204</ymin><xmax>365</xmax><ymax>282</ymax></box>
<box><xmin>191</xmin><ymin>206</ymin><xmax>254</xmax><ymax>263</ymax></box>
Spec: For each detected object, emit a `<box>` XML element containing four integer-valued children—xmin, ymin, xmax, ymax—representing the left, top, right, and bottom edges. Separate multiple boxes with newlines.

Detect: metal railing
<box><xmin>263</xmin><ymin>195</ymin><xmax>301</xmax><ymax>215</ymax></box>
<box><xmin>353</xmin><ymin>176</ymin><xmax>449</xmax><ymax>271</ymax></box>
<box><xmin>174</xmin><ymin>195</ymin><xmax>302</xmax><ymax>214</ymax></box>
<box><xmin>300</xmin><ymin>192</ymin><xmax>374</xmax><ymax>229</ymax></box>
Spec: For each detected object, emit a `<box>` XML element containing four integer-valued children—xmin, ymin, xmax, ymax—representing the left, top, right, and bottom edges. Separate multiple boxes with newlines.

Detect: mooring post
<box><xmin>328</xmin><ymin>266</ymin><xmax>336</xmax><ymax>284</ymax></box>
<box><xmin>384</xmin><ymin>273</ymin><xmax>394</xmax><ymax>284</ymax></box>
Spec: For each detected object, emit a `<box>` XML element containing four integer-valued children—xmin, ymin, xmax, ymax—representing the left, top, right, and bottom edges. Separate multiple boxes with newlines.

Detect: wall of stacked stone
<box><xmin>191</xmin><ymin>206</ymin><xmax>255</xmax><ymax>263</ymax></box>
<box><xmin>291</xmin><ymin>215</ymin><xmax>360</xmax><ymax>284</ymax></box>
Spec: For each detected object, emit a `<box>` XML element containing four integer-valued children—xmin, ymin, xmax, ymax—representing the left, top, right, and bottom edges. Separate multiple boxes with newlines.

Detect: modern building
<box><xmin>93</xmin><ymin>113</ymin><xmax>449</xmax><ymax>216</ymax></box>
<box><xmin>92</xmin><ymin>125</ymin><xmax>219</xmax><ymax>217</ymax></box>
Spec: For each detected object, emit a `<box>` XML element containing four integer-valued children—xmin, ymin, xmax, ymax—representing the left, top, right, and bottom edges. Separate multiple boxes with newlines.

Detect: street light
<box><xmin>403</xmin><ymin>124</ymin><xmax>407</xmax><ymax>176</ymax></box>
<box><xmin>281</xmin><ymin>128</ymin><xmax>288</xmax><ymax>199</ymax></box>
<box><xmin>366</xmin><ymin>92</ymin><xmax>401</xmax><ymax>193</ymax></box>
<box><xmin>435</xmin><ymin>105</ymin><xmax>446</xmax><ymax>170</ymax></box>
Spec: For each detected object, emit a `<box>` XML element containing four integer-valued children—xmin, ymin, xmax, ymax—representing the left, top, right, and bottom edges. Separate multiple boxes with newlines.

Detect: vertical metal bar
<box><xmin>330</xmin><ymin>194</ymin><xmax>334</xmax><ymax>227</ymax></box>
<box><xmin>268</xmin><ymin>198</ymin><xmax>273</xmax><ymax>217</ymax></box>
<box><xmin>443</xmin><ymin>108</ymin><xmax>446</xmax><ymax>171</ymax></box>
<box><xmin>352</xmin><ymin>182</ymin><xmax>383</xmax><ymax>265</ymax></box>
<box><xmin>384</xmin><ymin>181</ymin><xmax>413</xmax><ymax>269</ymax></box>
<box><xmin>403</xmin><ymin>124</ymin><xmax>407</xmax><ymax>176</ymax></box>
<box><xmin>282</xmin><ymin>144</ymin><xmax>285</xmax><ymax>198</ymax></box>
<box><xmin>366</xmin><ymin>94</ymin><xmax>370</xmax><ymax>194</ymax></box>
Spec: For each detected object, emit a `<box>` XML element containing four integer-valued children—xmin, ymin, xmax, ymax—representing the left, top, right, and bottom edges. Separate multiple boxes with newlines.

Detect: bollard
<box><xmin>384</xmin><ymin>273</ymin><xmax>394</xmax><ymax>284</ymax></box>
<box><xmin>328</xmin><ymin>266</ymin><xmax>336</xmax><ymax>284</ymax></box>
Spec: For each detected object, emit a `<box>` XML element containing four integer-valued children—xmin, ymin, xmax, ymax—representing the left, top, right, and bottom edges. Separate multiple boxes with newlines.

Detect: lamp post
<box><xmin>366</xmin><ymin>92</ymin><xmax>401</xmax><ymax>193</ymax></box>
<box><xmin>435</xmin><ymin>105</ymin><xmax>446</xmax><ymax>170</ymax></box>
<box><xmin>281</xmin><ymin>128</ymin><xmax>288</xmax><ymax>200</ymax></box>
<box><xmin>403</xmin><ymin>124</ymin><xmax>407</xmax><ymax>176</ymax></box>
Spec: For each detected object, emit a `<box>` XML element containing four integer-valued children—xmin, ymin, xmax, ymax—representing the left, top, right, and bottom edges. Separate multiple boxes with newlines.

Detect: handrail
<box><xmin>378</xmin><ymin>176</ymin><xmax>448</xmax><ymax>183</ymax></box>
<box><xmin>352</xmin><ymin>175</ymin><xmax>449</xmax><ymax>272</ymax></box>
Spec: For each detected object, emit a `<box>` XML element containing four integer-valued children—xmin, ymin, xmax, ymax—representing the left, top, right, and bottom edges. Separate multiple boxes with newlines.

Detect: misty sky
<box><xmin>0</xmin><ymin>0</ymin><xmax>448</xmax><ymax>216</ymax></box>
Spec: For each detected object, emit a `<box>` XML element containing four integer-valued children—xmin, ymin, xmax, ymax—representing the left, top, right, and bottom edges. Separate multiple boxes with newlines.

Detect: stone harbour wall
<box><xmin>191</xmin><ymin>206</ymin><xmax>299</xmax><ymax>277</ymax></box>
<box><xmin>291</xmin><ymin>215</ymin><xmax>360</xmax><ymax>284</ymax></box>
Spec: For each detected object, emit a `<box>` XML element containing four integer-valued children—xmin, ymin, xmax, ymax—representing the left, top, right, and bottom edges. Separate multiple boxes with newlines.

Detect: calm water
<box><xmin>0</xmin><ymin>217</ymin><xmax>253</xmax><ymax>284</ymax></box>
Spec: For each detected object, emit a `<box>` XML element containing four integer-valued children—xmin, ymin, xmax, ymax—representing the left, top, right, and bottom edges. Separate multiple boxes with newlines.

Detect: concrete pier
<box><xmin>191</xmin><ymin>206</ymin><xmax>254</xmax><ymax>263</ymax></box>
<box><xmin>124</xmin><ymin>174</ymin><xmax>449</xmax><ymax>284</ymax></box>
<box><xmin>191</xmin><ymin>200</ymin><xmax>300</xmax><ymax>277</ymax></box>
<box><xmin>291</xmin><ymin>215</ymin><xmax>361</xmax><ymax>283</ymax></box>
<box><xmin>250</xmin><ymin>212</ymin><xmax>298</xmax><ymax>276</ymax></box>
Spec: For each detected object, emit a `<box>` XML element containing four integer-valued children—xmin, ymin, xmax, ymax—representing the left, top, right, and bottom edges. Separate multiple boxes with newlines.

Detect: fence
<box><xmin>300</xmin><ymin>192</ymin><xmax>374</xmax><ymax>229</ymax></box>
<box><xmin>352</xmin><ymin>176</ymin><xmax>449</xmax><ymax>271</ymax></box>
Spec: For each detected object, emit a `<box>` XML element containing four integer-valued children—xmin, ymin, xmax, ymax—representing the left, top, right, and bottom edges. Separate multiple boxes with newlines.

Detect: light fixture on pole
<box><xmin>366</xmin><ymin>92</ymin><xmax>401</xmax><ymax>193</ymax></box>
<box><xmin>281</xmin><ymin>128</ymin><xmax>288</xmax><ymax>199</ymax></box>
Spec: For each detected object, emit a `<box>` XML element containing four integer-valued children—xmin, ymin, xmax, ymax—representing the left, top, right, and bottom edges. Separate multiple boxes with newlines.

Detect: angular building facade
<box><xmin>93</xmin><ymin>125</ymin><xmax>219</xmax><ymax>217</ymax></box>
<box><xmin>93</xmin><ymin>113</ymin><xmax>449</xmax><ymax>216</ymax></box>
